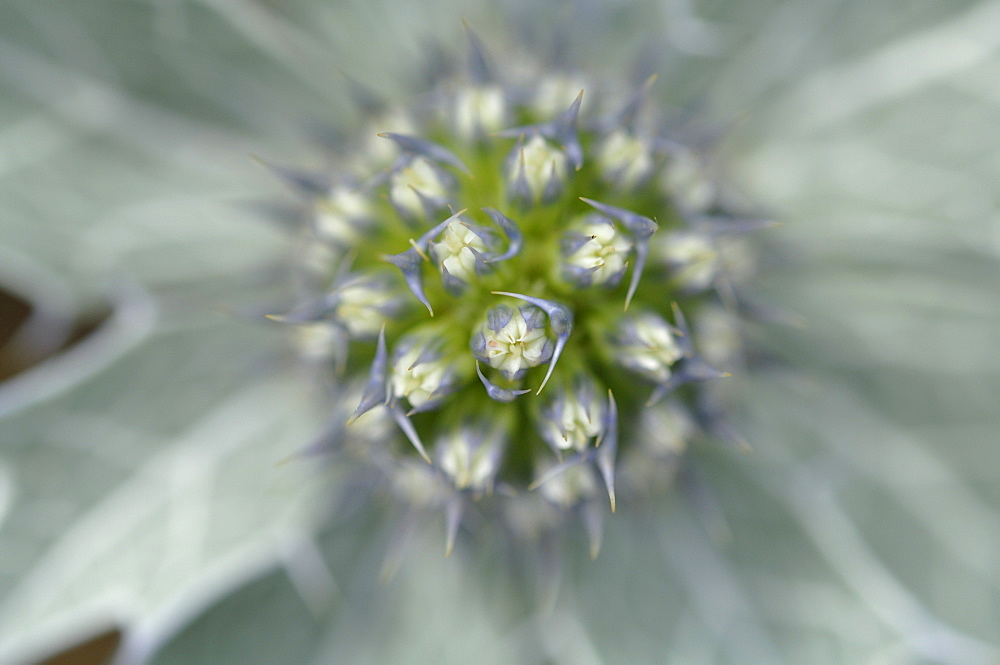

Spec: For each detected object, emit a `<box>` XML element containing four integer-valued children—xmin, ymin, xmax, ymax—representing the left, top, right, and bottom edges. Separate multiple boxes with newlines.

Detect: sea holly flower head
<box><xmin>269</xmin><ymin>26</ymin><xmax>774</xmax><ymax>556</ymax></box>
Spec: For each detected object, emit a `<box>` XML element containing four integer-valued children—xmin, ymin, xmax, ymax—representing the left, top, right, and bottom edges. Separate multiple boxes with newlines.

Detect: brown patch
<box><xmin>0</xmin><ymin>286</ymin><xmax>111</xmax><ymax>383</ymax></box>
<box><xmin>34</xmin><ymin>628</ymin><xmax>122</xmax><ymax>665</ymax></box>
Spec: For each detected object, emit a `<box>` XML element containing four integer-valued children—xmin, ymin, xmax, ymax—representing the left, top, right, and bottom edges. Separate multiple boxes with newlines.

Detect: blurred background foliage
<box><xmin>1</xmin><ymin>0</ymin><xmax>998</xmax><ymax>664</ymax></box>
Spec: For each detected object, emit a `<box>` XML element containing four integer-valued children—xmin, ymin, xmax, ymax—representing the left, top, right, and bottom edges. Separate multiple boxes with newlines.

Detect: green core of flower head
<box><xmin>276</xmin><ymin>28</ymin><xmax>769</xmax><ymax>549</ymax></box>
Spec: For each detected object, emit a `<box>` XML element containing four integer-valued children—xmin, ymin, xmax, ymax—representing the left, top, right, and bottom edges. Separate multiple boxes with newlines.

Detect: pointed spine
<box><xmin>348</xmin><ymin>325</ymin><xmax>390</xmax><ymax>423</ymax></box>
<box><xmin>378</xmin><ymin>132</ymin><xmax>470</xmax><ymax>176</ymax></box>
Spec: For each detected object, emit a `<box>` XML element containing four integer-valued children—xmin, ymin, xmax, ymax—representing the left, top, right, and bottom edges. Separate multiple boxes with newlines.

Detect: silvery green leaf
<box><xmin>1</xmin><ymin>1</ymin><xmax>999</xmax><ymax>665</ymax></box>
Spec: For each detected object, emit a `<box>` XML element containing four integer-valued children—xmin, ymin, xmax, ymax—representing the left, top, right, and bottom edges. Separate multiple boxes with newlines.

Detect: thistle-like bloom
<box><xmin>270</xmin><ymin>27</ymin><xmax>773</xmax><ymax>556</ymax></box>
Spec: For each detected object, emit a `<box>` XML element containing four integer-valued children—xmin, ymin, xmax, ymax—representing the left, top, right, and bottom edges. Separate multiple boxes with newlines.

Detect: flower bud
<box><xmin>611</xmin><ymin>311</ymin><xmax>683</xmax><ymax>383</ymax></box>
<box><xmin>596</xmin><ymin>129</ymin><xmax>655</xmax><ymax>189</ymax></box>
<box><xmin>662</xmin><ymin>146</ymin><xmax>717</xmax><ymax>212</ymax></box>
<box><xmin>470</xmin><ymin>304</ymin><xmax>553</xmax><ymax>380</ymax></box>
<box><xmin>639</xmin><ymin>399</ymin><xmax>697</xmax><ymax>457</ymax></box>
<box><xmin>390</xmin><ymin>334</ymin><xmax>462</xmax><ymax>413</ymax></box>
<box><xmin>506</xmin><ymin>134</ymin><xmax>568</xmax><ymax>205</ymax></box>
<box><xmin>536</xmin><ymin>461</ymin><xmax>599</xmax><ymax>510</ymax></box>
<box><xmin>313</xmin><ymin>185</ymin><xmax>372</xmax><ymax>246</ymax></box>
<box><xmin>436</xmin><ymin>423</ymin><xmax>507</xmax><ymax>493</ymax></box>
<box><xmin>655</xmin><ymin>230</ymin><xmax>720</xmax><ymax>293</ymax></box>
<box><xmin>332</xmin><ymin>274</ymin><xmax>405</xmax><ymax>339</ymax></box>
<box><xmin>293</xmin><ymin>321</ymin><xmax>346</xmax><ymax>365</ymax></box>
<box><xmin>453</xmin><ymin>85</ymin><xmax>507</xmax><ymax>139</ymax></box>
<box><xmin>560</xmin><ymin>214</ymin><xmax>632</xmax><ymax>288</ymax></box>
<box><xmin>537</xmin><ymin>377</ymin><xmax>606</xmax><ymax>454</ymax></box>
<box><xmin>429</xmin><ymin>217</ymin><xmax>495</xmax><ymax>291</ymax></box>
<box><xmin>389</xmin><ymin>157</ymin><xmax>451</xmax><ymax>219</ymax></box>
<box><xmin>533</xmin><ymin>74</ymin><xmax>589</xmax><ymax>117</ymax></box>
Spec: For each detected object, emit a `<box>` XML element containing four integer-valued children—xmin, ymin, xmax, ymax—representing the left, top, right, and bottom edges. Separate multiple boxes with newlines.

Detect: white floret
<box><xmin>482</xmin><ymin>311</ymin><xmax>549</xmax><ymax>376</ymax></box>
<box><xmin>596</xmin><ymin>129</ymin><xmax>654</xmax><ymax>189</ymax></box>
<box><xmin>511</xmin><ymin>134</ymin><xmax>567</xmax><ymax>200</ymax></box>
<box><xmin>616</xmin><ymin>313</ymin><xmax>682</xmax><ymax>383</ymax></box>
<box><xmin>430</xmin><ymin>220</ymin><xmax>487</xmax><ymax>283</ymax></box>
<box><xmin>564</xmin><ymin>218</ymin><xmax>632</xmax><ymax>286</ymax></box>
<box><xmin>389</xmin><ymin>157</ymin><xmax>447</xmax><ymax>218</ymax></box>
<box><xmin>391</xmin><ymin>344</ymin><xmax>451</xmax><ymax>410</ymax></box>
<box><xmin>453</xmin><ymin>85</ymin><xmax>506</xmax><ymax>139</ymax></box>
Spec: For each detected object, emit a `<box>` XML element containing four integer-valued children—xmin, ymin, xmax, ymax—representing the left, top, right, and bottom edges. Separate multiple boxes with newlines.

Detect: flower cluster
<box><xmin>270</xmin><ymin>28</ymin><xmax>772</xmax><ymax>557</ymax></box>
